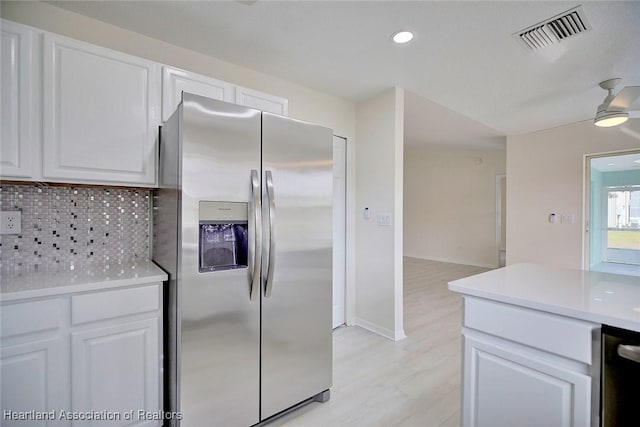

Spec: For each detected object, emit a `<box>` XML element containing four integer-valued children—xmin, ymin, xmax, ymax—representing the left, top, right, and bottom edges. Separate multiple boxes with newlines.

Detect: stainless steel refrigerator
<box><xmin>153</xmin><ymin>93</ymin><xmax>333</xmax><ymax>426</ymax></box>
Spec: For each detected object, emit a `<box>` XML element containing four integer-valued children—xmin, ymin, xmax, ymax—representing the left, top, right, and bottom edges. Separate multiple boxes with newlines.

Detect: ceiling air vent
<box><xmin>514</xmin><ymin>5</ymin><xmax>591</xmax><ymax>51</ymax></box>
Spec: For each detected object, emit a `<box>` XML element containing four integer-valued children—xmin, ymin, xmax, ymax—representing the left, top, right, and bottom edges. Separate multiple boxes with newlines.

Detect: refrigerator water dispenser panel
<box><xmin>199</xmin><ymin>201</ymin><xmax>249</xmax><ymax>272</ymax></box>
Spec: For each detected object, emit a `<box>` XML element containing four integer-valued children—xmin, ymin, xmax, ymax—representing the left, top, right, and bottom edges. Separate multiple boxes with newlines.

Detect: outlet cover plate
<box><xmin>0</xmin><ymin>211</ymin><xmax>22</xmax><ymax>235</ymax></box>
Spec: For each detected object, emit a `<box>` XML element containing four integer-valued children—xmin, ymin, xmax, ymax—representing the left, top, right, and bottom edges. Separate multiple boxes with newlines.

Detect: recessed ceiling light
<box><xmin>392</xmin><ymin>31</ymin><xmax>414</xmax><ymax>44</ymax></box>
<box><xmin>634</xmin><ymin>160</ymin><xmax>640</xmax><ymax>164</ymax></box>
<box><xmin>607</xmin><ymin>163</ymin><xmax>616</xmax><ymax>166</ymax></box>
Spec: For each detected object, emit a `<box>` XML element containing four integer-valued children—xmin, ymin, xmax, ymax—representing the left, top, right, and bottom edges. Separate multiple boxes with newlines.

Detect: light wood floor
<box><xmin>270</xmin><ymin>257</ymin><xmax>491</xmax><ymax>427</ymax></box>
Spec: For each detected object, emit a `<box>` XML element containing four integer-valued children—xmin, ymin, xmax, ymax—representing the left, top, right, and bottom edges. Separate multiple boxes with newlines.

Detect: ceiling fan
<box><xmin>594</xmin><ymin>78</ymin><xmax>640</xmax><ymax>127</ymax></box>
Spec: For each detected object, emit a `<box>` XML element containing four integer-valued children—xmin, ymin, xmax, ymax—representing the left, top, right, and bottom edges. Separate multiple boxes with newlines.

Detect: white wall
<box><xmin>355</xmin><ymin>88</ymin><xmax>405</xmax><ymax>341</ymax></box>
<box><xmin>404</xmin><ymin>146</ymin><xmax>506</xmax><ymax>268</ymax></box>
<box><xmin>1</xmin><ymin>0</ymin><xmax>360</xmax><ymax>325</ymax></box>
<box><xmin>506</xmin><ymin>119</ymin><xmax>640</xmax><ymax>269</ymax></box>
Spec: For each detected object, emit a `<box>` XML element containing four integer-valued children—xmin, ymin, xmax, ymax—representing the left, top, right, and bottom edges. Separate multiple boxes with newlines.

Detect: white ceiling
<box><xmin>591</xmin><ymin>152</ymin><xmax>640</xmax><ymax>172</ymax></box>
<box><xmin>47</xmin><ymin>1</ymin><xmax>640</xmax><ymax>149</ymax></box>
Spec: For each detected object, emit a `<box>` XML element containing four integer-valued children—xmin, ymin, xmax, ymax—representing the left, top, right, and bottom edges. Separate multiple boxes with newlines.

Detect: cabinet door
<box><xmin>1</xmin><ymin>298</ymin><xmax>68</xmax><ymax>426</ymax></box>
<box><xmin>1</xmin><ymin>20</ymin><xmax>39</xmax><ymax>180</ymax></box>
<box><xmin>71</xmin><ymin>318</ymin><xmax>160</xmax><ymax>427</ymax></box>
<box><xmin>463</xmin><ymin>334</ymin><xmax>591</xmax><ymax>427</ymax></box>
<box><xmin>42</xmin><ymin>34</ymin><xmax>160</xmax><ymax>186</ymax></box>
<box><xmin>1</xmin><ymin>338</ymin><xmax>68</xmax><ymax>426</ymax></box>
<box><xmin>161</xmin><ymin>66</ymin><xmax>234</xmax><ymax>121</ymax></box>
<box><xmin>235</xmin><ymin>86</ymin><xmax>288</xmax><ymax>116</ymax></box>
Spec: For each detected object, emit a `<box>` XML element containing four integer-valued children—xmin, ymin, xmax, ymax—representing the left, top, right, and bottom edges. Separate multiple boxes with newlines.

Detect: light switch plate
<box><xmin>0</xmin><ymin>211</ymin><xmax>22</xmax><ymax>235</ymax></box>
<box><xmin>376</xmin><ymin>214</ymin><xmax>392</xmax><ymax>226</ymax></box>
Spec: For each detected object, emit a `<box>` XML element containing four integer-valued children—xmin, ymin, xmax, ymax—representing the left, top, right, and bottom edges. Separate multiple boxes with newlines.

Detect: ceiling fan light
<box><xmin>594</xmin><ymin>111</ymin><xmax>628</xmax><ymax>127</ymax></box>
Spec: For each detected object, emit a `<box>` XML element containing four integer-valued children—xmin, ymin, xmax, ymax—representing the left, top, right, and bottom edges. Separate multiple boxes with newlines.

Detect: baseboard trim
<box><xmin>403</xmin><ymin>254</ymin><xmax>496</xmax><ymax>269</ymax></box>
<box><xmin>355</xmin><ymin>317</ymin><xmax>406</xmax><ymax>341</ymax></box>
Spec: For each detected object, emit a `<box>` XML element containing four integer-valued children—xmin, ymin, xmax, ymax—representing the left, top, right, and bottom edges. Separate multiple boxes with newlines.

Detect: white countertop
<box><xmin>0</xmin><ymin>260</ymin><xmax>168</xmax><ymax>302</ymax></box>
<box><xmin>449</xmin><ymin>263</ymin><xmax>640</xmax><ymax>332</ymax></box>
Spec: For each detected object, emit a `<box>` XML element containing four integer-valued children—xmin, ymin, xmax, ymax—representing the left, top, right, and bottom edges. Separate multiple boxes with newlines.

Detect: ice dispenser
<box><xmin>199</xmin><ymin>201</ymin><xmax>248</xmax><ymax>272</ymax></box>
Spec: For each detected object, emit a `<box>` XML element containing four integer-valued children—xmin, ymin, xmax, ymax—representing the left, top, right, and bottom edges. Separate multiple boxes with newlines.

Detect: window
<box><xmin>606</xmin><ymin>188</ymin><xmax>640</xmax><ymax>253</ymax></box>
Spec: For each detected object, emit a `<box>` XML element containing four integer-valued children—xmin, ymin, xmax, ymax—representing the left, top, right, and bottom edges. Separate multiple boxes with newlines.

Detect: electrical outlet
<box><xmin>0</xmin><ymin>211</ymin><xmax>22</xmax><ymax>235</ymax></box>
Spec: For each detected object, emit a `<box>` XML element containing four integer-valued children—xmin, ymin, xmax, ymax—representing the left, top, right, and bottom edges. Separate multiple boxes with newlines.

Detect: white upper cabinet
<box><xmin>1</xmin><ymin>20</ymin><xmax>290</xmax><ymax>187</ymax></box>
<box><xmin>162</xmin><ymin>66</ymin><xmax>234</xmax><ymax>121</ymax></box>
<box><xmin>0</xmin><ymin>20</ymin><xmax>40</xmax><ymax>180</ymax></box>
<box><xmin>162</xmin><ymin>66</ymin><xmax>289</xmax><ymax>119</ymax></box>
<box><xmin>42</xmin><ymin>33</ymin><xmax>160</xmax><ymax>186</ymax></box>
<box><xmin>235</xmin><ymin>86</ymin><xmax>289</xmax><ymax>116</ymax></box>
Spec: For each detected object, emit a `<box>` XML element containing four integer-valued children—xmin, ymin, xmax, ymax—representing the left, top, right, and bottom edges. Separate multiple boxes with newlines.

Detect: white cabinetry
<box><xmin>162</xmin><ymin>66</ymin><xmax>289</xmax><ymax>118</ymax></box>
<box><xmin>1</xmin><ymin>20</ymin><xmax>39</xmax><ymax>180</ymax></box>
<box><xmin>42</xmin><ymin>33</ymin><xmax>160</xmax><ymax>186</ymax></box>
<box><xmin>0</xmin><ymin>283</ymin><xmax>162</xmax><ymax>427</ymax></box>
<box><xmin>162</xmin><ymin>66</ymin><xmax>234</xmax><ymax>121</ymax></box>
<box><xmin>461</xmin><ymin>297</ymin><xmax>599</xmax><ymax>427</ymax></box>
<box><xmin>235</xmin><ymin>85</ymin><xmax>288</xmax><ymax>116</ymax></box>
<box><xmin>71</xmin><ymin>318</ymin><xmax>160</xmax><ymax>426</ymax></box>
<box><xmin>1</xmin><ymin>19</ymin><xmax>290</xmax><ymax>186</ymax></box>
<box><xmin>70</xmin><ymin>285</ymin><xmax>161</xmax><ymax>426</ymax></box>
<box><xmin>464</xmin><ymin>333</ymin><xmax>591</xmax><ymax>427</ymax></box>
<box><xmin>0</xmin><ymin>299</ymin><xmax>69</xmax><ymax>426</ymax></box>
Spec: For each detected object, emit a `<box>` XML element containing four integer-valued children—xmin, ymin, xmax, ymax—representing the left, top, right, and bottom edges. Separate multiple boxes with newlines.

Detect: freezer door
<box><xmin>261</xmin><ymin>113</ymin><xmax>333</xmax><ymax>420</ymax></box>
<box><xmin>179</xmin><ymin>94</ymin><xmax>261</xmax><ymax>426</ymax></box>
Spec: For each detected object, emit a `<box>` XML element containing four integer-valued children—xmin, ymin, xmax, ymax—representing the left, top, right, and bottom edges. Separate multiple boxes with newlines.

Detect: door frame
<box><xmin>582</xmin><ymin>148</ymin><xmax>640</xmax><ymax>270</ymax></box>
<box><xmin>333</xmin><ymin>135</ymin><xmax>347</xmax><ymax>328</ymax></box>
<box><xmin>495</xmin><ymin>174</ymin><xmax>506</xmax><ymax>268</ymax></box>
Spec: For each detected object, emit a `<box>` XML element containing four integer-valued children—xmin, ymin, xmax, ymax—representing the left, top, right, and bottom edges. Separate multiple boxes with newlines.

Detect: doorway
<box><xmin>496</xmin><ymin>174</ymin><xmax>507</xmax><ymax>267</ymax></box>
<box><xmin>333</xmin><ymin>136</ymin><xmax>347</xmax><ymax>328</ymax></box>
<box><xmin>585</xmin><ymin>150</ymin><xmax>640</xmax><ymax>276</ymax></box>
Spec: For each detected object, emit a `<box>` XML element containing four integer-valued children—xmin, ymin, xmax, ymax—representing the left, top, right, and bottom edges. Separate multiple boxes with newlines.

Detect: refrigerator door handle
<box><xmin>264</xmin><ymin>170</ymin><xmax>276</xmax><ymax>297</ymax></box>
<box><xmin>249</xmin><ymin>169</ymin><xmax>262</xmax><ymax>301</ymax></box>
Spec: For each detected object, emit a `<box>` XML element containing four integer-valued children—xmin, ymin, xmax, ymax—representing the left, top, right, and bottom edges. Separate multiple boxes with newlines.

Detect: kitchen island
<box><xmin>448</xmin><ymin>263</ymin><xmax>640</xmax><ymax>427</ymax></box>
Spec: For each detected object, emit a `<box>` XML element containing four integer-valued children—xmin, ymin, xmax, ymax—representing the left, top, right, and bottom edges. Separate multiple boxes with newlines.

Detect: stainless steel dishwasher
<box><xmin>601</xmin><ymin>325</ymin><xmax>640</xmax><ymax>426</ymax></box>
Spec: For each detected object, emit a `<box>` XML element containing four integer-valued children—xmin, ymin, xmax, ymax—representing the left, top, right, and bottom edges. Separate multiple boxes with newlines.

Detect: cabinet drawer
<box><xmin>464</xmin><ymin>297</ymin><xmax>597</xmax><ymax>364</ymax></box>
<box><xmin>1</xmin><ymin>299</ymin><xmax>64</xmax><ymax>337</ymax></box>
<box><xmin>71</xmin><ymin>284</ymin><xmax>160</xmax><ymax>325</ymax></box>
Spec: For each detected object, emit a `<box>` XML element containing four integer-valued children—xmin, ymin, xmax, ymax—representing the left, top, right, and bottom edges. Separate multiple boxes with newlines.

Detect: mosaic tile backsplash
<box><xmin>0</xmin><ymin>184</ymin><xmax>150</xmax><ymax>274</ymax></box>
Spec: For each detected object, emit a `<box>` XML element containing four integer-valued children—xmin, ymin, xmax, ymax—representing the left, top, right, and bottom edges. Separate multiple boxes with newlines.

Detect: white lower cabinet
<box><xmin>0</xmin><ymin>284</ymin><xmax>162</xmax><ymax>427</ymax></box>
<box><xmin>1</xmin><ymin>339</ymin><xmax>68</xmax><ymax>426</ymax></box>
<box><xmin>0</xmin><ymin>299</ymin><xmax>69</xmax><ymax>426</ymax></box>
<box><xmin>71</xmin><ymin>318</ymin><xmax>160</xmax><ymax>427</ymax></box>
<box><xmin>463</xmin><ymin>333</ymin><xmax>591</xmax><ymax>427</ymax></box>
<box><xmin>461</xmin><ymin>297</ymin><xmax>599</xmax><ymax>427</ymax></box>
